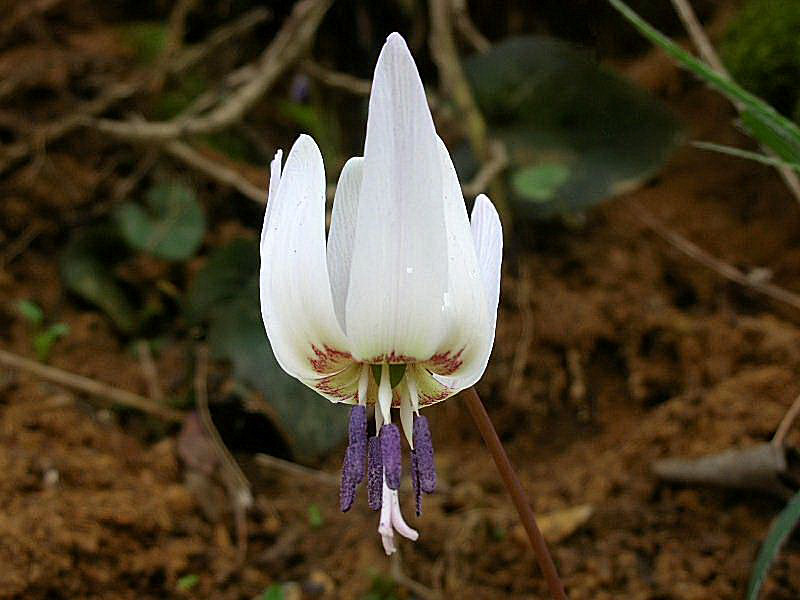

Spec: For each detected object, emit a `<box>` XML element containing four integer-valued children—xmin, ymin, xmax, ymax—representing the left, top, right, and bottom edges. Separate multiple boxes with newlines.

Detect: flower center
<box><xmin>338</xmin><ymin>363</ymin><xmax>436</xmax><ymax>555</ymax></box>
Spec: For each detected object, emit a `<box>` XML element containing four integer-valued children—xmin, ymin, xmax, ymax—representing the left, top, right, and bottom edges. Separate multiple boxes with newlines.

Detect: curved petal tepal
<box><xmin>327</xmin><ymin>156</ymin><xmax>364</xmax><ymax>331</ymax></box>
<box><xmin>259</xmin><ymin>135</ymin><xmax>354</xmax><ymax>400</ymax></box>
<box><xmin>413</xmin><ymin>194</ymin><xmax>503</xmax><ymax>405</ymax></box>
<box><xmin>345</xmin><ymin>32</ymin><xmax>448</xmax><ymax>363</ymax></box>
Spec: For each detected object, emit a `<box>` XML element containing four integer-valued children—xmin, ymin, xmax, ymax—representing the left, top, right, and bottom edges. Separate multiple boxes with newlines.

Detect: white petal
<box><xmin>259</xmin><ymin>135</ymin><xmax>353</xmax><ymax>400</ymax></box>
<box><xmin>327</xmin><ymin>156</ymin><xmax>364</xmax><ymax>331</ymax></box>
<box><xmin>345</xmin><ymin>32</ymin><xmax>448</xmax><ymax>362</ymax></box>
<box><xmin>471</xmin><ymin>194</ymin><xmax>503</xmax><ymax>324</ymax></box>
<box><xmin>428</xmin><ymin>138</ymin><xmax>490</xmax><ymax>371</ymax></box>
<box><xmin>410</xmin><ymin>194</ymin><xmax>503</xmax><ymax>405</ymax></box>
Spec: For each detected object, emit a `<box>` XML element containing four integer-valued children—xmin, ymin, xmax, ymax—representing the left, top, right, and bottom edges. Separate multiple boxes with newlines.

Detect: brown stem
<box><xmin>462</xmin><ymin>387</ymin><xmax>567</xmax><ymax>600</ymax></box>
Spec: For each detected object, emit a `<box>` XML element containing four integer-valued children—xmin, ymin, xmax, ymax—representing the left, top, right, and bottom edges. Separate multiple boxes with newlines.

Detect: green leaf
<box><xmin>692</xmin><ymin>141</ymin><xmax>800</xmax><ymax>171</ymax></box>
<box><xmin>33</xmin><ymin>323</ymin><xmax>70</xmax><ymax>362</ymax></box>
<box><xmin>176</xmin><ymin>574</ymin><xmax>199</xmax><ymax>592</ymax></box>
<box><xmin>308</xmin><ymin>503</ymin><xmax>324</xmax><ymax>528</ymax></box>
<box><xmin>115</xmin><ymin>182</ymin><xmax>205</xmax><ymax>261</ymax></box>
<box><xmin>59</xmin><ymin>227</ymin><xmax>137</xmax><ymax>334</ymax></box>
<box><xmin>119</xmin><ymin>22</ymin><xmax>168</xmax><ymax>65</ymax></box>
<box><xmin>607</xmin><ymin>0</ymin><xmax>800</xmax><ymax>165</ymax></box>
<box><xmin>185</xmin><ymin>238</ymin><xmax>259</xmax><ymax>323</ymax></box>
<box><xmin>187</xmin><ymin>240</ymin><xmax>348</xmax><ymax>462</ymax></box>
<box><xmin>16</xmin><ymin>299</ymin><xmax>44</xmax><ymax>326</ymax></box>
<box><xmin>260</xmin><ymin>585</ymin><xmax>285</xmax><ymax>600</ymax></box>
<box><xmin>465</xmin><ymin>35</ymin><xmax>681</xmax><ymax>216</ymax></box>
<box><xmin>511</xmin><ymin>164</ymin><xmax>571</xmax><ymax>202</ymax></box>
<box><xmin>747</xmin><ymin>489</ymin><xmax>800</xmax><ymax>599</ymax></box>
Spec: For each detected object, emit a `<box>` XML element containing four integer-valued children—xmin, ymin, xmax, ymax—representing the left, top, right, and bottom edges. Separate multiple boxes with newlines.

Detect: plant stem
<box><xmin>462</xmin><ymin>387</ymin><xmax>567</xmax><ymax>600</ymax></box>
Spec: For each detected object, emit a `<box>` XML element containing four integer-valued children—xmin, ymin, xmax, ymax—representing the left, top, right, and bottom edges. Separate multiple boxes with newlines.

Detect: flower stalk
<box><xmin>462</xmin><ymin>386</ymin><xmax>567</xmax><ymax>600</ymax></box>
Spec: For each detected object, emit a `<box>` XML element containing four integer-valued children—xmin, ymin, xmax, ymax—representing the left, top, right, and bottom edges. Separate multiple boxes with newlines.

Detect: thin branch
<box><xmin>451</xmin><ymin>0</ymin><xmax>490</xmax><ymax>53</ymax></box>
<box><xmin>254</xmin><ymin>453</ymin><xmax>339</xmax><ymax>486</ymax></box>
<box><xmin>164</xmin><ymin>140</ymin><xmax>265</xmax><ymax>204</ymax></box>
<box><xmin>301</xmin><ymin>60</ymin><xmax>372</xmax><ymax>95</ymax></box>
<box><xmin>170</xmin><ymin>8</ymin><xmax>271</xmax><ymax>74</ymax></box>
<box><xmin>0</xmin><ymin>8</ymin><xmax>270</xmax><ymax>176</ymax></box>
<box><xmin>631</xmin><ymin>201</ymin><xmax>800</xmax><ymax>312</ymax></box>
<box><xmin>390</xmin><ymin>549</ymin><xmax>441</xmax><ymax>600</ymax></box>
<box><xmin>462</xmin><ymin>139</ymin><xmax>508</xmax><ymax>199</ymax></box>
<box><xmin>0</xmin><ymin>348</ymin><xmax>184</xmax><ymax>422</ymax></box>
<box><xmin>668</xmin><ymin>0</ymin><xmax>800</xmax><ymax>204</ymax></box>
<box><xmin>93</xmin><ymin>0</ymin><xmax>333</xmax><ymax>142</ymax></box>
<box><xmin>429</xmin><ymin>0</ymin><xmax>511</xmax><ymax>227</ymax></box>
<box><xmin>135</xmin><ymin>340</ymin><xmax>163</xmax><ymax>403</ymax></box>
<box><xmin>193</xmin><ymin>346</ymin><xmax>252</xmax><ymax>562</ymax></box>
<box><xmin>773</xmin><ymin>392</ymin><xmax>800</xmax><ymax>448</ymax></box>
<box><xmin>462</xmin><ymin>387</ymin><xmax>567</xmax><ymax>600</ymax></box>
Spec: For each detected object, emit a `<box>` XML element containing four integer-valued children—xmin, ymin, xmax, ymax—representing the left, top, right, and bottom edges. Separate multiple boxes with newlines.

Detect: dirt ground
<box><xmin>4</xmin><ymin>4</ymin><xmax>800</xmax><ymax>600</ymax></box>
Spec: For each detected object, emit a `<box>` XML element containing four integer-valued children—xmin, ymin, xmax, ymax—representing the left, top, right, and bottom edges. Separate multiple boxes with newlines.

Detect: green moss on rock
<box><xmin>721</xmin><ymin>0</ymin><xmax>800</xmax><ymax>118</ymax></box>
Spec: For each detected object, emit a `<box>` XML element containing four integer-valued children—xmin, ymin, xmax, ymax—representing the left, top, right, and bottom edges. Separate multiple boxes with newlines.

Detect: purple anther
<box><xmin>413</xmin><ymin>415</ymin><xmax>436</xmax><ymax>494</ymax></box>
<box><xmin>380</xmin><ymin>424</ymin><xmax>402</xmax><ymax>490</ymax></box>
<box><xmin>411</xmin><ymin>449</ymin><xmax>422</xmax><ymax>517</ymax></box>
<box><xmin>348</xmin><ymin>405</ymin><xmax>367</xmax><ymax>483</ymax></box>
<box><xmin>367</xmin><ymin>436</ymin><xmax>383</xmax><ymax>510</ymax></box>
<box><xmin>339</xmin><ymin>444</ymin><xmax>359</xmax><ymax>512</ymax></box>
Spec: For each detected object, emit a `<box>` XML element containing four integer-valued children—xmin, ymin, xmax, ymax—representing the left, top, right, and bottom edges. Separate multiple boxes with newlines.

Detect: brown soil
<box><xmin>3</xmin><ymin>6</ymin><xmax>800</xmax><ymax>600</ymax></box>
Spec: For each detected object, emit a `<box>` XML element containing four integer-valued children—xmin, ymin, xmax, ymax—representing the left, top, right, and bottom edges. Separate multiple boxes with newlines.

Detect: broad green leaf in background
<box><xmin>511</xmin><ymin>163</ymin><xmax>571</xmax><ymax>202</ymax></box>
<box><xmin>59</xmin><ymin>227</ymin><xmax>137</xmax><ymax>334</ymax></box>
<box><xmin>608</xmin><ymin>0</ymin><xmax>800</xmax><ymax>167</ymax></box>
<box><xmin>747</xmin><ymin>489</ymin><xmax>800</xmax><ymax>599</ymax></box>
<box><xmin>187</xmin><ymin>240</ymin><xmax>349</xmax><ymax>462</ymax></box>
<box><xmin>464</xmin><ymin>35</ymin><xmax>681</xmax><ymax>217</ymax></box>
<box><xmin>115</xmin><ymin>182</ymin><xmax>206</xmax><ymax>261</ymax></box>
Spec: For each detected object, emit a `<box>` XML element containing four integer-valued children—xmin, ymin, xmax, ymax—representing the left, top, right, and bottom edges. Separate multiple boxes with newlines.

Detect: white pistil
<box><xmin>378</xmin><ymin>476</ymin><xmax>419</xmax><ymax>555</ymax></box>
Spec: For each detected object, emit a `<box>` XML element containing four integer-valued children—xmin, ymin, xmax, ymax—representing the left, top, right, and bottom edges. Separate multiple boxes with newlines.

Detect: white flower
<box><xmin>260</xmin><ymin>32</ymin><xmax>502</xmax><ymax>554</ymax></box>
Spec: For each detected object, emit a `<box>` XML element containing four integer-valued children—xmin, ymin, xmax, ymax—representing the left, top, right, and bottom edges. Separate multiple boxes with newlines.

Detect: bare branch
<box><xmin>164</xmin><ymin>140</ymin><xmax>265</xmax><ymax>204</ymax></box>
<box><xmin>193</xmin><ymin>346</ymin><xmax>252</xmax><ymax>562</ymax></box>
<box><xmin>0</xmin><ymin>348</ymin><xmax>184</xmax><ymax>422</ymax></box>
<box><xmin>301</xmin><ymin>60</ymin><xmax>371</xmax><ymax>95</ymax></box>
<box><xmin>93</xmin><ymin>0</ymin><xmax>333</xmax><ymax>142</ymax></box>
<box><xmin>632</xmin><ymin>201</ymin><xmax>800</xmax><ymax>312</ymax></box>
<box><xmin>429</xmin><ymin>0</ymin><xmax>511</xmax><ymax>226</ymax></box>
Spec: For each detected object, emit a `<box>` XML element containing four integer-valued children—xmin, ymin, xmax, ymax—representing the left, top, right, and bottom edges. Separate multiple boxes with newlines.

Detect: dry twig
<box><xmin>193</xmin><ymin>346</ymin><xmax>252</xmax><ymax>563</ymax></box>
<box><xmin>668</xmin><ymin>0</ymin><xmax>800</xmax><ymax>204</ymax></box>
<box><xmin>451</xmin><ymin>0</ymin><xmax>490</xmax><ymax>53</ymax></box>
<box><xmin>0</xmin><ymin>7</ymin><xmax>270</xmax><ymax>176</ymax></box>
<box><xmin>773</xmin><ymin>392</ymin><xmax>800</xmax><ymax>448</ymax></box>
<box><xmin>390</xmin><ymin>549</ymin><xmax>441</xmax><ymax>600</ymax></box>
<box><xmin>631</xmin><ymin>201</ymin><xmax>800</xmax><ymax>312</ymax></box>
<box><xmin>135</xmin><ymin>340</ymin><xmax>163</xmax><ymax>403</ymax></box>
<box><xmin>0</xmin><ymin>348</ymin><xmax>183</xmax><ymax>421</ymax></box>
<box><xmin>301</xmin><ymin>60</ymin><xmax>372</xmax><ymax>95</ymax></box>
<box><xmin>429</xmin><ymin>0</ymin><xmax>510</xmax><ymax>226</ymax></box>
<box><xmin>93</xmin><ymin>0</ymin><xmax>333</xmax><ymax>142</ymax></box>
<box><xmin>254</xmin><ymin>453</ymin><xmax>339</xmax><ymax>487</ymax></box>
<box><xmin>164</xmin><ymin>141</ymin><xmax>264</xmax><ymax>204</ymax></box>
